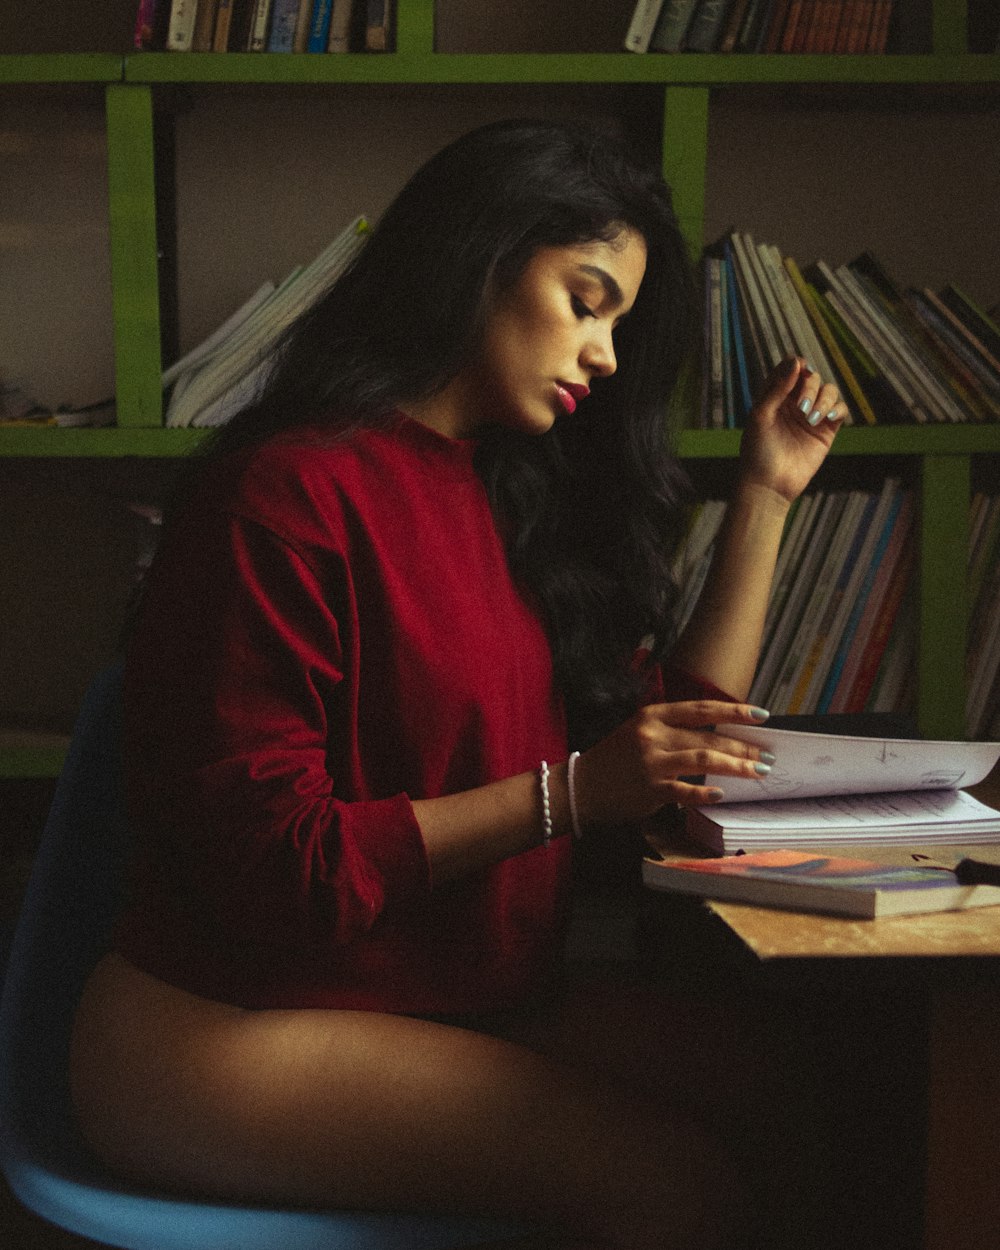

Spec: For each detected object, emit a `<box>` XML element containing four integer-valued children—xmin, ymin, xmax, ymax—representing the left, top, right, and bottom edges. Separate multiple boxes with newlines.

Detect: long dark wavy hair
<box><xmin>192</xmin><ymin>117</ymin><xmax>699</xmax><ymax>748</ymax></box>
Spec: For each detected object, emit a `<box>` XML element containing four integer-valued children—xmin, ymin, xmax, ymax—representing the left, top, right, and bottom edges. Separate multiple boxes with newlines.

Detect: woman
<box><xmin>71</xmin><ymin>119</ymin><xmax>844</xmax><ymax>1249</ymax></box>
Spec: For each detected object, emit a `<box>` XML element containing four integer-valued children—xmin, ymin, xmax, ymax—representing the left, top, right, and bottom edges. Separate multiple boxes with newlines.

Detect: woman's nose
<box><xmin>583</xmin><ymin>327</ymin><xmax>617</xmax><ymax>378</ymax></box>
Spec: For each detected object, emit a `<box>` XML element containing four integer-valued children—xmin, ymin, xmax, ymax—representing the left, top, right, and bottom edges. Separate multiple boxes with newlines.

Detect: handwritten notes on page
<box><xmin>704</xmin><ymin>726</ymin><xmax>1000</xmax><ymax>804</ymax></box>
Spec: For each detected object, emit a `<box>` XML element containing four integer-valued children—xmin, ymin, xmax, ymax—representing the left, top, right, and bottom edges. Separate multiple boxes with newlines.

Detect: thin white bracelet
<box><xmin>539</xmin><ymin>760</ymin><xmax>553</xmax><ymax>848</ymax></box>
<box><xmin>567</xmin><ymin>750</ymin><xmax>583</xmax><ymax>840</ymax></box>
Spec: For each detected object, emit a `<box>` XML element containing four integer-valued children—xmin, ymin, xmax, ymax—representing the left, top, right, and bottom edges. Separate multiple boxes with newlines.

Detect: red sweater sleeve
<box><xmin>123</xmin><ymin>508</ymin><xmax>431</xmax><ymax>958</ymax></box>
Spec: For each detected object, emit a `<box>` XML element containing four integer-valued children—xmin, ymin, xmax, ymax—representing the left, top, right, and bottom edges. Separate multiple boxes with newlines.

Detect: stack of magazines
<box><xmin>163</xmin><ymin>216</ymin><xmax>367</xmax><ymax>429</ymax></box>
<box><xmin>699</xmin><ymin>232</ymin><xmax>1000</xmax><ymax>430</ymax></box>
<box><xmin>673</xmin><ymin>480</ymin><xmax>916</xmax><ymax>721</ymax></box>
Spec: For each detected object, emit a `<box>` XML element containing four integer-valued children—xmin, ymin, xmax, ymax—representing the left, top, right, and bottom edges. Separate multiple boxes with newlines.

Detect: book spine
<box><xmin>135</xmin><ymin>0</ymin><xmax>170</xmax><ymax>49</ymax></box>
<box><xmin>745</xmin><ymin>234</ymin><xmax>797</xmax><ymax>359</ymax></box>
<box><xmin>739</xmin><ymin>0</ymin><xmax>773</xmax><ymax>50</ymax></box>
<box><xmin>719</xmin><ymin>0</ymin><xmax>753</xmax><ymax>52</ymax></box>
<box><xmin>940</xmin><ymin>285</ymin><xmax>1000</xmax><ymax>362</ymax></box>
<box><xmin>625</xmin><ymin>0</ymin><xmax>669</xmax><ymax>52</ymax></box>
<box><xmin>761</xmin><ymin>0</ymin><xmax>792</xmax><ymax>50</ymax></box>
<box><xmin>751</xmin><ymin>493</ymin><xmax>816</xmax><ymax>690</ymax></box>
<box><xmin>842</xmin><ymin>537</ymin><xmax>914</xmax><ymax>714</ymax></box>
<box><xmin>650</xmin><ymin>0</ymin><xmax>703</xmax><ymax>50</ymax></box>
<box><xmin>704</xmin><ymin>256</ymin><xmax>726</xmax><ymax>428</ymax></box>
<box><xmin>722</xmin><ymin>243</ymin><xmax>754</xmax><ymax>420</ymax></box>
<box><xmin>365</xmin><ymin>0</ymin><xmax>392</xmax><ymax>51</ymax></box>
<box><xmin>212</xmin><ymin>0</ymin><xmax>235</xmax><ymax>50</ymax></box>
<box><xmin>719</xmin><ymin>251</ymin><xmax>737</xmax><ymax>427</ymax></box>
<box><xmin>307</xmin><ymin>0</ymin><xmax>333</xmax><ymax>50</ymax></box>
<box><xmin>724</xmin><ymin>236</ymin><xmax>767</xmax><ymax>395</ymax></box>
<box><xmin>969</xmin><ymin>569</ymin><xmax>1000</xmax><ymax>737</ymax></box>
<box><xmin>750</xmin><ymin>491</ymin><xmax>846</xmax><ymax>707</ymax></box>
<box><xmin>817</xmin><ymin>261</ymin><xmax>929</xmax><ymax>422</ymax></box>
<box><xmin>921</xmin><ymin>288</ymin><xmax>1000</xmax><ymax>379</ymax></box>
<box><xmin>816</xmin><ymin>484</ymin><xmax>904</xmax><ymax>713</ymax></box>
<box><xmin>326</xmin><ymin>0</ymin><xmax>355</xmax><ymax>51</ymax></box>
<box><xmin>762</xmin><ymin>244</ymin><xmax>839</xmax><ymax>388</ymax></box>
<box><xmin>685</xmin><ymin>0</ymin><xmax>732</xmax><ymax>51</ymax></box>
<box><xmin>192</xmin><ymin>0</ymin><xmax>219</xmax><ymax>47</ymax></box>
<box><xmin>866</xmin><ymin>593</ymin><xmax>916</xmax><ymax>715</ymax></box>
<box><xmin>729</xmin><ymin>232</ymin><xmax>785</xmax><ymax>368</ymax></box>
<box><xmin>796</xmin><ymin>489</ymin><xmax>888</xmax><ymax>712</ymax></box>
<box><xmin>266</xmin><ymin>0</ymin><xmax>300</xmax><ymax>48</ymax></box>
<box><xmin>167</xmin><ymin>0</ymin><xmax>199</xmax><ymax>50</ymax></box>
<box><xmin>248</xmin><ymin>0</ymin><xmax>273</xmax><ymax>49</ymax></box>
<box><xmin>785</xmin><ymin>256</ymin><xmax>874</xmax><ymax>424</ymax></box>
<box><xmin>781</xmin><ymin>0</ymin><xmax>804</xmax><ymax>50</ymax></box>
<box><xmin>293</xmin><ymin>0</ymin><xmax>315</xmax><ymax>50</ymax></box>
<box><xmin>800</xmin><ymin>479</ymin><xmax>903</xmax><ymax>713</ymax></box>
<box><xmin>906</xmin><ymin>295</ymin><xmax>1000</xmax><ymax>416</ymax></box>
<box><xmin>770</xmin><ymin>491</ymin><xmax>868</xmax><ymax>713</ymax></box>
<box><xmin>827</xmin><ymin>493</ymin><xmax>913</xmax><ymax>713</ymax></box>
<box><xmin>844</xmin><ymin>262</ymin><xmax>971</xmax><ymax>423</ymax></box>
<box><xmin>805</xmin><ymin>266</ymin><xmax>914</xmax><ymax>423</ymax></box>
<box><xmin>835</xmin><ymin>265</ymin><xmax>947</xmax><ymax>420</ymax></box>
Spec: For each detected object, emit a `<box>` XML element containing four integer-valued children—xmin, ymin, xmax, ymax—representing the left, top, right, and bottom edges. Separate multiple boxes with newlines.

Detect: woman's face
<box><xmin>409</xmin><ymin>229</ymin><xmax>648</xmax><ymax>440</ymax></box>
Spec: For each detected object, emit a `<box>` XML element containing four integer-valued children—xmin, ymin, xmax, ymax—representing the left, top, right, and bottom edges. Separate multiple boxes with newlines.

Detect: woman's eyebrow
<box><xmin>577</xmin><ymin>264</ymin><xmax>625</xmax><ymax>307</ymax></box>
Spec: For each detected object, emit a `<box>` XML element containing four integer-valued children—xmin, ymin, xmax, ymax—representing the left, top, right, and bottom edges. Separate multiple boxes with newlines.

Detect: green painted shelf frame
<box><xmin>2</xmin><ymin>0</ymin><xmax>999</xmax><ymax>771</ymax></box>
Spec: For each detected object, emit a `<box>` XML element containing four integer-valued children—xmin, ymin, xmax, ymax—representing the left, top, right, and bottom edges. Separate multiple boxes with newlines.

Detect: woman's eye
<box><xmin>571</xmin><ymin>295</ymin><xmax>595</xmax><ymax>320</ymax></box>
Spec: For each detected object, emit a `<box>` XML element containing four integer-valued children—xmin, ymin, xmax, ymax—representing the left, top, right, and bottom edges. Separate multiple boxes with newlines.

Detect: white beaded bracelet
<box><xmin>566</xmin><ymin>750</ymin><xmax>583</xmax><ymax>840</ymax></box>
<box><xmin>539</xmin><ymin>760</ymin><xmax>553</xmax><ymax>848</ymax></box>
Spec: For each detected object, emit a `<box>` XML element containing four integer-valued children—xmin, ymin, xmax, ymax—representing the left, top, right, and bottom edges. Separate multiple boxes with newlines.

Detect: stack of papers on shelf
<box><xmin>681</xmin><ymin>726</ymin><xmax>1000</xmax><ymax>855</ymax></box>
<box><xmin>164</xmin><ymin>216</ymin><xmax>369</xmax><ymax>429</ymax></box>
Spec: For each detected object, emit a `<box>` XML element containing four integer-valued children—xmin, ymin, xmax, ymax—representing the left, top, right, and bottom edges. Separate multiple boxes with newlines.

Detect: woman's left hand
<box><xmin>739</xmin><ymin>356</ymin><xmax>845</xmax><ymax>503</ymax></box>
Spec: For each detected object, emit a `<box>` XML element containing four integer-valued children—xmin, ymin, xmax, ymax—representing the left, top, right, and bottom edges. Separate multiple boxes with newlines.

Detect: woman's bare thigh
<box><xmin>70</xmin><ymin>954</ymin><xmax>750</xmax><ymax>1250</ymax></box>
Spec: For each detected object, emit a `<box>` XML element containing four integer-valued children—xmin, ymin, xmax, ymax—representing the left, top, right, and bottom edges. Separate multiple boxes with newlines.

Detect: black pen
<box><xmin>953</xmin><ymin>858</ymin><xmax>1000</xmax><ymax>887</ymax></box>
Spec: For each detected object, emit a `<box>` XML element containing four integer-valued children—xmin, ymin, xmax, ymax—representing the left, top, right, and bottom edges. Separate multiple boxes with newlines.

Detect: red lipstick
<box><xmin>556</xmin><ymin>382</ymin><xmax>590</xmax><ymax>415</ymax></box>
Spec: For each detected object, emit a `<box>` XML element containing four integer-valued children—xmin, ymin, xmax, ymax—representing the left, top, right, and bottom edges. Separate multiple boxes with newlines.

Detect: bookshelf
<box><xmin>1</xmin><ymin>0</ymin><xmax>998</xmax><ymax>776</ymax></box>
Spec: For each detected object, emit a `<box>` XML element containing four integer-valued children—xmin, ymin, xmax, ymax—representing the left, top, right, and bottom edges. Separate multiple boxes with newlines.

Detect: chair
<box><xmin>0</xmin><ymin>662</ymin><xmax>524</xmax><ymax>1249</ymax></box>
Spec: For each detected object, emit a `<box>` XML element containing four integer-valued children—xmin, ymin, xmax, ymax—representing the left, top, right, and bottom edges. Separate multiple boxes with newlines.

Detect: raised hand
<box><xmin>738</xmin><ymin>356</ymin><xmax>845</xmax><ymax>504</ymax></box>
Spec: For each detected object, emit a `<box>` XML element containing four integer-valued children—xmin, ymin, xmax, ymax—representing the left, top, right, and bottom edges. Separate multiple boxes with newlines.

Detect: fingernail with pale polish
<box><xmin>759</xmin><ymin>751</ymin><xmax>777</xmax><ymax>766</ymax></box>
<box><xmin>749</xmin><ymin>706</ymin><xmax>770</xmax><ymax>721</ymax></box>
<box><xmin>754</xmin><ymin>763</ymin><xmax>772</xmax><ymax>776</ymax></box>
<box><xmin>706</xmin><ymin>788</ymin><xmax>726</xmax><ymax>802</ymax></box>
<box><xmin>799</xmin><ymin>397</ymin><xmax>813</xmax><ymax>416</ymax></box>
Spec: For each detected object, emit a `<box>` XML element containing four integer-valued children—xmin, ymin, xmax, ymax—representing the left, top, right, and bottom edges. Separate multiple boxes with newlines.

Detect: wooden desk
<box><xmin>696</xmin><ymin>768</ymin><xmax>1000</xmax><ymax>1250</ymax></box>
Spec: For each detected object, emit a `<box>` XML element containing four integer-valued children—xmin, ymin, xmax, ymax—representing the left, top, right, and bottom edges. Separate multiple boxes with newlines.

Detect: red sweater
<box><xmin>116</xmin><ymin>415</ymin><xmax>722</xmax><ymax>1013</ymax></box>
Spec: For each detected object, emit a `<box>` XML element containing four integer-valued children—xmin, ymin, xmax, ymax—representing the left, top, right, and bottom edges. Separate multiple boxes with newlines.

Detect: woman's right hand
<box><xmin>572</xmin><ymin>700</ymin><xmax>774</xmax><ymax>828</ymax></box>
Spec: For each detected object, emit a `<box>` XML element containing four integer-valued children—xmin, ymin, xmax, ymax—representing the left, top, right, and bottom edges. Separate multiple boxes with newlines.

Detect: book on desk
<box><xmin>642</xmin><ymin>849</ymin><xmax>1000</xmax><ymax>919</ymax></box>
<box><xmin>678</xmin><ymin>724</ymin><xmax>1000</xmax><ymax>856</ymax></box>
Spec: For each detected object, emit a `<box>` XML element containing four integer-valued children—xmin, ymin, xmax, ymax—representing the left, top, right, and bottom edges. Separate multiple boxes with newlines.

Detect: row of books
<box><xmin>624</xmin><ymin>0</ymin><xmax>895</xmax><ymax>55</ymax></box>
<box><xmin>675</xmin><ymin>479</ymin><xmax>1000</xmax><ymax>738</ymax></box>
<box><xmin>163</xmin><ymin>216</ymin><xmax>368</xmax><ymax>428</ymax></box>
<box><xmin>673</xmin><ymin>479</ymin><xmax>917</xmax><ymax>720</ymax></box>
<box><xmin>137</xmin><ymin>0</ymin><xmax>393</xmax><ymax>53</ymax></box>
<box><xmin>700</xmin><ymin>233</ymin><xmax>1000</xmax><ymax>429</ymax></box>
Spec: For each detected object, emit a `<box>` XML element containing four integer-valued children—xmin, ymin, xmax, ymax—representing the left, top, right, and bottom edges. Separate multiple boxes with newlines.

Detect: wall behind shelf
<box><xmin>703</xmin><ymin>88</ymin><xmax>1000</xmax><ymax>306</ymax></box>
<box><xmin>167</xmin><ymin>83</ymin><xmax>663</xmax><ymax>356</ymax></box>
<box><xmin>0</xmin><ymin>94</ymin><xmax>115</xmax><ymax>411</ymax></box>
